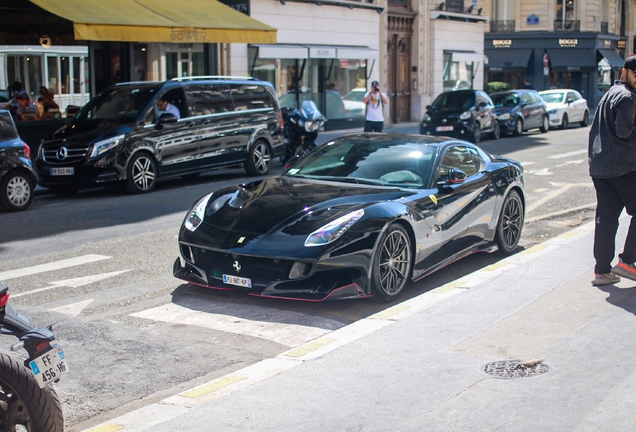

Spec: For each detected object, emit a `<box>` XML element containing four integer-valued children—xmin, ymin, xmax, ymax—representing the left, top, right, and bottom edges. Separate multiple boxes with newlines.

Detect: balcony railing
<box><xmin>554</xmin><ymin>20</ymin><xmax>580</xmax><ymax>31</ymax></box>
<box><xmin>600</xmin><ymin>21</ymin><xmax>608</xmax><ymax>34</ymax></box>
<box><xmin>490</xmin><ymin>20</ymin><xmax>515</xmax><ymax>33</ymax></box>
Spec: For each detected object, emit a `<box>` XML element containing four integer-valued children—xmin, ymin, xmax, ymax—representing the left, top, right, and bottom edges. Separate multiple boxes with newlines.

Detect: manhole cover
<box><xmin>481</xmin><ymin>359</ymin><xmax>551</xmax><ymax>379</ymax></box>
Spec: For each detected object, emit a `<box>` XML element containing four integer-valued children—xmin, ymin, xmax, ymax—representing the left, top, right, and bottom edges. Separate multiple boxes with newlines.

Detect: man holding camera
<box><xmin>363</xmin><ymin>80</ymin><xmax>388</xmax><ymax>132</ymax></box>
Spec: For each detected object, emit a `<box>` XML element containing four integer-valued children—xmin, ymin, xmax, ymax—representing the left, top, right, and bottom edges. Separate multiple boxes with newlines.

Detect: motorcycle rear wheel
<box><xmin>0</xmin><ymin>353</ymin><xmax>64</xmax><ymax>432</ymax></box>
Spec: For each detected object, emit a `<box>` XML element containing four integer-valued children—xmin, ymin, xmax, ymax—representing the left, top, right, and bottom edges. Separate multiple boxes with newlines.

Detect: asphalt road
<box><xmin>0</xmin><ymin>123</ymin><xmax>596</xmax><ymax>430</ymax></box>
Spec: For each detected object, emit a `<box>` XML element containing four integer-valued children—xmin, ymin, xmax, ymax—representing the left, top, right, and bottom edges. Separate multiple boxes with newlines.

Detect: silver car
<box><xmin>538</xmin><ymin>89</ymin><xmax>589</xmax><ymax>129</ymax></box>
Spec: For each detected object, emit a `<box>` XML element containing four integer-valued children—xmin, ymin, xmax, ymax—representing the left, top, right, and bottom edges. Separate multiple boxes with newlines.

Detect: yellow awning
<box><xmin>29</xmin><ymin>0</ymin><xmax>277</xmax><ymax>44</ymax></box>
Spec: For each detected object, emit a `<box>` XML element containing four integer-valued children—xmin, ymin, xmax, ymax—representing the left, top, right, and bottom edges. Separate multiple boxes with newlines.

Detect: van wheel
<box><xmin>126</xmin><ymin>152</ymin><xmax>157</xmax><ymax>194</ymax></box>
<box><xmin>245</xmin><ymin>141</ymin><xmax>272</xmax><ymax>175</ymax></box>
<box><xmin>0</xmin><ymin>171</ymin><xmax>34</xmax><ymax>212</ymax></box>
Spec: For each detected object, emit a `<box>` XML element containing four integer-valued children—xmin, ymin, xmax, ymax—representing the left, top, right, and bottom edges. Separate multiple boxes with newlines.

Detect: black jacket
<box><xmin>589</xmin><ymin>80</ymin><xmax>636</xmax><ymax>178</ymax></box>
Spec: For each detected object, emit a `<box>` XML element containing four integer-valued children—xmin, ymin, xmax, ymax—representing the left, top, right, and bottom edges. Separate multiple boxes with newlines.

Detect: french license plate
<box><xmin>29</xmin><ymin>345</ymin><xmax>68</xmax><ymax>388</ymax></box>
<box><xmin>223</xmin><ymin>274</ymin><xmax>252</xmax><ymax>288</ymax></box>
<box><xmin>436</xmin><ymin>126</ymin><xmax>454</xmax><ymax>132</ymax></box>
<box><xmin>50</xmin><ymin>167</ymin><xmax>74</xmax><ymax>176</ymax></box>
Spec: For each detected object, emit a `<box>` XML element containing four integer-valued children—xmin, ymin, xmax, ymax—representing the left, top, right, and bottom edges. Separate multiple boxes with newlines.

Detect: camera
<box><xmin>373</xmin><ymin>85</ymin><xmax>379</xmax><ymax>91</ymax></box>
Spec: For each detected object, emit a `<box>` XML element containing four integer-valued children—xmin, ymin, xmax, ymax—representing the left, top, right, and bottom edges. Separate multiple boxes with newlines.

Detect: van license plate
<box><xmin>223</xmin><ymin>274</ymin><xmax>252</xmax><ymax>288</ymax></box>
<box><xmin>436</xmin><ymin>126</ymin><xmax>454</xmax><ymax>132</ymax></box>
<box><xmin>50</xmin><ymin>167</ymin><xmax>74</xmax><ymax>176</ymax></box>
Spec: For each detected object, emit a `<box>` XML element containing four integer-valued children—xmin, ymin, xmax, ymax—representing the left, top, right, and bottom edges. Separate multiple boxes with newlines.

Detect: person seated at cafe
<box><xmin>155</xmin><ymin>96</ymin><xmax>180</xmax><ymax>120</ymax></box>
<box><xmin>37</xmin><ymin>88</ymin><xmax>60</xmax><ymax>119</ymax></box>
<box><xmin>4</xmin><ymin>91</ymin><xmax>38</xmax><ymax>121</ymax></box>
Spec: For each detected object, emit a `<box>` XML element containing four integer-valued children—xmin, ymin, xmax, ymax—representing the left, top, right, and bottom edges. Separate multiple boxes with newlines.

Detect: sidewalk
<box><xmin>83</xmin><ymin>217</ymin><xmax>636</xmax><ymax>431</ymax></box>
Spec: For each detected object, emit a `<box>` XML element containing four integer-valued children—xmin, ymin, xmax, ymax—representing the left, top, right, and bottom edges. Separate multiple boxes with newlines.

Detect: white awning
<box><xmin>253</xmin><ymin>44</ymin><xmax>308</xmax><ymax>59</ymax></box>
<box><xmin>252</xmin><ymin>44</ymin><xmax>377</xmax><ymax>60</ymax></box>
<box><xmin>337</xmin><ymin>47</ymin><xmax>377</xmax><ymax>59</ymax></box>
<box><xmin>449</xmin><ymin>51</ymin><xmax>483</xmax><ymax>63</ymax></box>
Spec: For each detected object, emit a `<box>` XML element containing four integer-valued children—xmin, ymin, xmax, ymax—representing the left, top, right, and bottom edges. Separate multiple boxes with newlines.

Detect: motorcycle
<box><xmin>280</xmin><ymin>100</ymin><xmax>326</xmax><ymax>168</ymax></box>
<box><xmin>0</xmin><ymin>282</ymin><xmax>66</xmax><ymax>432</ymax></box>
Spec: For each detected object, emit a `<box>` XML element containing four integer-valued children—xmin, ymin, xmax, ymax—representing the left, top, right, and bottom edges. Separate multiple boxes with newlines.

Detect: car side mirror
<box><xmin>448</xmin><ymin>168</ymin><xmax>467</xmax><ymax>184</ymax></box>
<box><xmin>479</xmin><ymin>101</ymin><xmax>487</xmax><ymax>108</ymax></box>
<box><xmin>426</xmin><ymin>105</ymin><xmax>432</xmax><ymax>110</ymax></box>
<box><xmin>158</xmin><ymin>113</ymin><xmax>178</xmax><ymax>124</ymax></box>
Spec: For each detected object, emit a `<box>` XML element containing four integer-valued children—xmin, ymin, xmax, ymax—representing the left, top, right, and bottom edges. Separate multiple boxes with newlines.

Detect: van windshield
<box><xmin>75</xmin><ymin>85</ymin><xmax>161</xmax><ymax>121</ymax></box>
<box><xmin>431</xmin><ymin>92</ymin><xmax>475</xmax><ymax>111</ymax></box>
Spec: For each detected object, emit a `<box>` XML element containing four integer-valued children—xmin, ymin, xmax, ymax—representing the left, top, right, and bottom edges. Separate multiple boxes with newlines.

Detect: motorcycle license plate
<box><xmin>223</xmin><ymin>274</ymin><xmax>252</xmax><ymax>288</ymax></box>
<box><xmin>29</xmin><ymin>345</ymin><xmax>68</xmax><ymax>388</ymax></box>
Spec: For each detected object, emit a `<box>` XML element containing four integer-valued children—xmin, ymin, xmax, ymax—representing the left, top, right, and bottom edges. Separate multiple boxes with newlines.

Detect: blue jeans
<box><xmin>364</xmin><ymin>121</ymin><xmax>383</xmax><ymax>132</ymax></box>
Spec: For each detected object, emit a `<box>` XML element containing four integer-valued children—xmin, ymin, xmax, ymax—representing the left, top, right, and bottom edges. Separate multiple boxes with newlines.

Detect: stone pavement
<box><xmin>82</xmin><ymin>215</ymin><xmax>636</xmax><ymax>432</ymax></box>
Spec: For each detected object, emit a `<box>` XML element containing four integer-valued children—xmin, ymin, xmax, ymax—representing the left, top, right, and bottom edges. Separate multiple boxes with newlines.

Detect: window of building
<box><xmin>494</xmin><ymin>0</ymin><xmax>515</xmax><ymax>21</ymax></box>
<box><xmin>556</xmin><ymin>0</ymin><xmax>576</xmax><ymax>21</ymax></box>
<box><xmin>443</xmin><ymin>53</ymin><xmax>474</xmax><ymax>91</ymax></box>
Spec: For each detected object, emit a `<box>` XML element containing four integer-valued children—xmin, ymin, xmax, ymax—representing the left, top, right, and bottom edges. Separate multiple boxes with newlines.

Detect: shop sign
<box><xmin>493</xmin><ymin>39</ymin><xmax>512</xmax><ymax>48</ymax></box>
<box><xmin>218</xmin><ymin>0</ymin><xmax>250</xmax><ymax>15</ymax></box>
<box><xmin>559</xmin><ymin>39</ymin><xmax>578</xmax><ymax>47</ymax></box>
<box><xmin>604</xmin><ymin>40</ymin><xmax>612</xmax><ymax>48</ymax></box>
<box><xmin>618</xmin><ymin>40</ymin><xmax>626</xmax><ymax>49</ymax></box>
<box><xmin>488</xmin><ymin>67</ymin><xmax>502</xmax><ymax>71</ymax></box>
<box><xmin>310</xmin><ymin>47</ymin><xmax>336</xmax><ymax>58</ymax></box>
<box><xmin>567</xmin><ymin>66</ymin><xmax>580</xmax><ymax>71</ymax></box>
<box><xmin>526</xmin><ymin>14</ymin><xmax>539</xmax><ymax>25</ymax></box>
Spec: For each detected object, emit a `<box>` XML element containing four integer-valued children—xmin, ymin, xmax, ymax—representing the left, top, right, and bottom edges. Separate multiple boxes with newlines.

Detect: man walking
<box><xmin>363</xmin><ymin>80</ymin><xmax>388</xmax><ymax>132</ymax></box>
<box><xmin>588</xmin><ymin>55</ymin><xmax>636</xmax><ymax>285</ymax></box>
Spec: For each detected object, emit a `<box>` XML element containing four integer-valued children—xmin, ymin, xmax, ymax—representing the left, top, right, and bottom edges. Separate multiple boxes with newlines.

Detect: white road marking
<box><xmin>0</xmin><ymin>255</ymin><xmax>112</xmax><ymax>281</ymax></box>
<box><xmin>49</xmin><ymin>299</ymin><xmax>95</xmax><ymax>316</ymax></box>
<box><xmin>526</xmin><ymin>167</ymin><xmax>553</xmax><ymax>176</ymax></box>
<box><xmin>132</xmin><ymin>303</ymin><xmax>341</xmax><ymax>347</ymax></box>
<box><xmin>526</xmin><ymin>183</ymin><xmax>574</xmax><ymax>213</ymax></box>
<box><xmin>555</xmin><ymin>159</ymin><xmax>585</xmax><ymax>168</ymax></box>
<box><xmin>520</xmin><ymin>161</ymin><xmax>536</xmax><ymax>166</ymax></box>
<box><xmin>547</xmin><ymin>149</ymin><xmax>587</xmax><ymax>159</ymax></box>
<box><xmin>11</xmin><ymin>270</ymin><xmax>130</xmax><ymax>298</ymax></box>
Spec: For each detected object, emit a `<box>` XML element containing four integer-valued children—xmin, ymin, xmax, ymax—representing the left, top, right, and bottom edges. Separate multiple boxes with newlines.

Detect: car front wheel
<box><xmin>470</xmin><ymin>124</ymin><xmax>481</xmax><ymax>143</ymax></box>
<box><xmin>371</xmin><ymin>224</ymin><xmax>412</xmax><ymax>303</ymax></box>
<box><xmin>495</xmin><ymin>190</ymin><xmax>524</xmax><ymax>255</ymax></box>
<box><xmin>580</xmin><ymin>110</ymin><xmax>589</xmax><ymax>127</ymax></box>
<box><xmin>561</xmin><ymin>114</ymin><xmax>569</xmax><ymax>130</ymax></box>
<box><xmin>513</xmin><ymin>118</ymin><xmax>523</xmax><ymax>136</ymax></box>
<box><xmin>0</xmin><ymin>171</ymin><xmax>34</xmax><ymax>212</ymax></box>
<box><xmin>245</xmin><ymin>141</ymin><xmax>272</xmax><ymax>175</ymax></box>
<box><xmin>491</xmin><ymin>121</ymin><xmax>501</xmax><ymax>140</ymax></box>
<box><xmin>126</xmin><ymin>152</ymin><xmax>157</xmax><ymax>194</ymax></box>
<box><xmin>540</xmin><ymin>115</ymin><xmax>549</xmax><ymax>133</ymax></box>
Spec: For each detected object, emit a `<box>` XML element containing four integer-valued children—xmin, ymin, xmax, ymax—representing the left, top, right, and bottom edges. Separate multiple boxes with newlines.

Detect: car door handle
<box><xmin>186</xmin><ymin>121</ymin><xmax>196</xmax><ymax>128</ymax></box>
<box><xmin>202</xmin><ymin>119</ymin><xmax>211</xmax><ymax>125</ymax></box>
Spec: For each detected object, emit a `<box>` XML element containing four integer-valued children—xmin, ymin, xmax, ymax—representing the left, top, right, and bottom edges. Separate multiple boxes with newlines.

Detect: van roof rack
<box><xmin>170</xmin><ymin>75</ymin><xmax>257</xmax><ymax>82</ymax></box>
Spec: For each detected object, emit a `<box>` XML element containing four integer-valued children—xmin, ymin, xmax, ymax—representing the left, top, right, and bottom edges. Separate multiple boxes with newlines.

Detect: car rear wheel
<box><xmin>0</xmin><ymin>170</ymin><xmax>34</xmax><ymax>212</ymax></box>
<box><xmin>495</xmin><ymin>190</ymin><xmax>524</xmax><ymax>255</ymax></box>
<box><xmin>512</xmin><ymin>118</ymin><xmax>523</xmax><ymax>136</ymax></box>
<box><xmin>540</xmin><ymin>115</ymin><xmax>549</xmax><ymax>133</ymax></box>
<box><xmin>126</xmin><ymin>152</ymin><xmax>157</xmax><ymax>194</ymax></box>
<box><xmin>491</xmin><ymin>121</ymin><xmax>501</xmax><ymax>140</ymax></box>
<box><xmin>470</xmin><ymin>124</ymin><xmax>481</xmax><ymax>143</ymax></box>
<box><xmin>561</xmin><ymin>114</ymin><xmax>569</xmax><ymax>130</ymax></box>
<box><xmin>371</xmin><ymin>224</ymin><xmax>412</xmax><ymax>303</ymax></box>
<box><xmin>245</xmin><ymin>141</ymin><xmax>272</xmax><ymax>175</ymax></box>
<box><xmin>580</xmin><ymin>110</ymin><xmax>589</xmax><ymax>127</ymax></box>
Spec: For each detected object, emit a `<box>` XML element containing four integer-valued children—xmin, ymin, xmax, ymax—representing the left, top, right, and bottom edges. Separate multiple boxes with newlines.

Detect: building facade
<box><xmin>483</xmin><ymin>0</ymin><xmax>631</xmax><ymax>108</ymax></box>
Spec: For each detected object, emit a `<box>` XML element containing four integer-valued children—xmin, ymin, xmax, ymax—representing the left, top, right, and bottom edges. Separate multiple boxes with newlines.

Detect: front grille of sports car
<box><xmin>184</xmin><ymin>245</ymin><xmax>311</xmax><ymax>286</ymax></box>
<box><xmin>41</xmin><ymin>143</ymin><xmax>90</xmax><ymax>164</ymax></box>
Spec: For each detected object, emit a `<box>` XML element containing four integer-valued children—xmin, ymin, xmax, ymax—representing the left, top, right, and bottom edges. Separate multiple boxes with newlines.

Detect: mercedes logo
<box><xmin>442</xmin><ymin>119</ymin><xmax>447</xmax><ymax>124</ymax></box>
<box><xmin>56</xmin><ymin>146</ymin><xmax>69</xmax><ymax>160</ymax></box>
<box><xmin>233</xmin><ymin>260</ymin><xmax>241</xmax><ymax>273</ymax></box>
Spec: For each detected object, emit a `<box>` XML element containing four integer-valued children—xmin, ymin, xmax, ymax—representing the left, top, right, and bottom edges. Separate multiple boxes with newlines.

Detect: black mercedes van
<box><xmin>35</xmin><ymin>76</ymin><xmax>283</xmax><ymax>194</ymax></box>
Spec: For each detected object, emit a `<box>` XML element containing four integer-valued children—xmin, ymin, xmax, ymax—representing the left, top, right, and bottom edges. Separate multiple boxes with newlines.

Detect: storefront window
<box><xmin>163</xmin><ymin>43</ymin><xmax>203</xmax><ymax>80</ymax></box>
<box><xmin>597</xmin><ymin>59</ymin><xmax>612</xmax><ymax>95</ymax></box>
<box><xmin>248</xmin><ymin>47</ymin><xmax>367</xmax><ymax>127</ymax></box>
<box><xmin>443</xmin><ymin>53</ymin><xmax>473</xmax><ymax>91</ymax></box>
<box><xmin>7</xmin><ymin>55</ymin><xmax>43</xmax><ymax>98</ymax></box>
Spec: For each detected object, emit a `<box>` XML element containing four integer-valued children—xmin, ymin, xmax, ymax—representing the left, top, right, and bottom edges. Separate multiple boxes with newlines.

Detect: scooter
<box><xmin>280</xmin><ymin>100</ymin><xmax>326</xmax><ymax>168</ymax></box>
<box><xmin>0</xmin><ymin>282</ymin><xmax>66</xmax><ymax>432</ymax></box>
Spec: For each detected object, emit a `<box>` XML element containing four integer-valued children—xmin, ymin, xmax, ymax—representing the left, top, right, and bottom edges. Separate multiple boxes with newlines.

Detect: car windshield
<box><xmin>490</xmin><ymin>93</ymin><xmax>520</xmax><ymax>108</ymax></box>
<box><xmin>286</xmin><ymin>138</ymin><xmax>438</xmax><ymax>189</ymax></box>
<box><xmin>540</xmin><ymin>92</ymin><xmax>565</xmax><ymax>104</ymax></box>
<box><xmin>431</xmin><ymin>92</ymin><xmax>475</xmax><ymax>110</ymax></box>
<box><xmin>75</xmin><ymin>85</ymin><xmax>161</xmax><ymax>121</ymax></box>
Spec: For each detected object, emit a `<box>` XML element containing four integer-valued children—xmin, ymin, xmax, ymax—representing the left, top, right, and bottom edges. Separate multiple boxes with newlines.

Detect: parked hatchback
<box><xmin>490</xmin><ymin>89</ymin><xmax>549</xmax><ymax>136</ymax></box>
<box><xmin>538</xmin><ymin>89</ymin><xmax>589</xmax><ymax>129</ymax></box>
<box><xmin>0</xmin><ymin>110</ymin><xmax>37</xmax><ymax>211</ymax></box>
<box><xmin>35</xmin><ymin>77</ymin><xmax>284</xmax><ymax>195</ymax></box>
<box><xmin>420</xmin><ymin>90</ymin><xmax>500</xmax><ymax>143</ymax></box>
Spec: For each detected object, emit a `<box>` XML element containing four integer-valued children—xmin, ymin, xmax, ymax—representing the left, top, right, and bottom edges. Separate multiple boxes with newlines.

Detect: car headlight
<box><xmin>305</xmin><ymin>209</ymin><xmax>364</xmax><ymax>247</ymax></box>
<box><xmin>91</xmin><ymin>134</ymin><xmax>125</xmax><ymax>158</ymax></box>
<box><xmin>498</xmin><ymin>113</ymin><xmax>510</xmax><ymax>121</ymax></box>
<box><xmin>185</xmin><ymin>192</ymin><xmax>213</xmax><ymax>232</ymax></box>
<box><xmin>548</xmin><ymin>109</ymin><xmax>558</xmax><ymax>114</ymax></box>
<box><xmin>459</xmin><ymin>110</ymin><xmax>471</xmax><ymax>120</ymax></box>
<box><xmin>423</xmin><ymin>113</ymin><xmax>431</xmax><ymax>121</ymax></box>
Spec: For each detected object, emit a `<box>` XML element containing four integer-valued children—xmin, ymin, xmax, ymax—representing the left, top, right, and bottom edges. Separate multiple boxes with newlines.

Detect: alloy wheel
<box><xmin>377</xmin><ymin>229</ymin><xmax>411</xmax><ymax>295</ymax></box>
<box><xmin>498</xmin><ymin>191</ymin><xmax>524</xmax><ymax>252</ymax></box>
<box><xmin>252</xmin><ymin>142</ymin><xmax>271</xmax><ymax>174</ymax></box>
<box><xmin>131</xmin><ymin>156</ymin><xmax>156</xmax><ymax>191</ymax></box>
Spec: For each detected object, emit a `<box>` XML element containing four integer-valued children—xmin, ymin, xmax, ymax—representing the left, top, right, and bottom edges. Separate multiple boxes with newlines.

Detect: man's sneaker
<box><xmin>591</xmin><ymin>272</ymin><xmax>621</xmax><ymax>286</ymax></box>
<box><xmin>612</xmin><ymin>259</ymin><xmax>636</xmax><ymax>281</ymax></box>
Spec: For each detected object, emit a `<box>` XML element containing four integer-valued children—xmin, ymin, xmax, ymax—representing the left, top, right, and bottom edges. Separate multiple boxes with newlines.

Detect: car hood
<box><xmin>44</xmin><ymin>119</ymin><xmax>132</xmax><ymax>145</ymax></box>
<box><xmin>494</xmin><ymin>106</ymin><xmax>517</xmax><ymax>115</ymax></box>
<box><xmin>543</xmin><ymin>102</ymin><xmax>565</xmax><ymax>111</ymax></box>
<box><xmin>182</xmin><ymin>176</ymin><xmax>417</xmax><ymax>252</ymax></box>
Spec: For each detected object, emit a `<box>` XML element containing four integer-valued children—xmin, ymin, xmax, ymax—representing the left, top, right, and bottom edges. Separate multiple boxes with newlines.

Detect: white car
<box><xmin>343</xmin><ymin>88</ymin><xmax>367</xmax><ymax>116</ymax></box>
<box><xmin>538</xmin><ymin>89</ymin><xmax>589</xmax><ymax>129</ymax></box>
